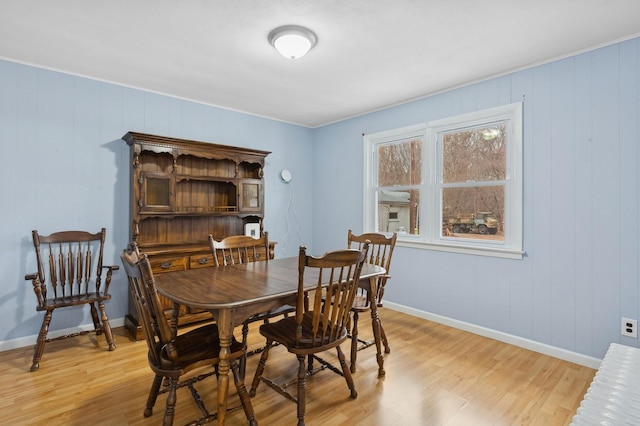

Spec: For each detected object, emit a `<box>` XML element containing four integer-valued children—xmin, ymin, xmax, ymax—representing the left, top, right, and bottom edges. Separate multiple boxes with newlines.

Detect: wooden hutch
<box><xmin>123</xmin><ymin>132</ymin><xmax>273</xmax><ymax>340</ymax></box>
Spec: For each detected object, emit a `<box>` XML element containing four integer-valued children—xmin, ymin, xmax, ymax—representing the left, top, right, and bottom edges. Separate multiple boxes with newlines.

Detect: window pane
<box><xmin>442</xmin><ymin>186</ymin><xmax>503</xmax><ymax>240</ymax></box>
<box><xmin>378</xmin><ymin>139</ymin><xmax>421</xmax><ymax>187</ymax></box>
<box><xmin>378</xmin><ymin>190</ymin><xmax>419</xmax><ymax>234</ymax></box>
<box><xmin>442</xmin><ymin>124</ymin><xmax>506</xmax><ymax>183</ymax></box>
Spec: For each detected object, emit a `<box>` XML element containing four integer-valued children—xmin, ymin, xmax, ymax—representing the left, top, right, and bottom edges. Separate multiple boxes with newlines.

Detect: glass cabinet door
<box><xmin>239</xmin><ymin>179</ymin><xmax>262</xmax><ymax>212</ymax></box>
<box><xmin>140</xmin><ymin>172</ymin><xmax>174</xmax><ymax>212</ymax></box>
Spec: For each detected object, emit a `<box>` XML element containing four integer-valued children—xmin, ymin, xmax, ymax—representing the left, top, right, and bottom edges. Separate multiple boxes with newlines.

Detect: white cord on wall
<box><xmin>277</xmin><ymin>170</ymin><xmax>303</xmax><ymax>258</ymax></box>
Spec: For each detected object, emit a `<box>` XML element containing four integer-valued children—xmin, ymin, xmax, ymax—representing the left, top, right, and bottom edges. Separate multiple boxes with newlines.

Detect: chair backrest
<box><xmin>296</xmin><ymin>243</ymin><xmax>369</xmax><ymax>347</ymax></box>
<box><xmin>209</xmin><ymin>232</ymin><xmax>269</xmax><ymax>267</ymax></box>
<box><xmin>31</xmin><ymin>228</ymin><xmax>109</xmax><ymax>304</ymax></box>
<box><xmin>347</xmin><ymin>229</ymin><xmax>397</xmax><ymax>305</ymax></box>
<box><xmin>120</xmin><ymin>243</ymin><xmax>176</xmax><ymax>368</ymax></box>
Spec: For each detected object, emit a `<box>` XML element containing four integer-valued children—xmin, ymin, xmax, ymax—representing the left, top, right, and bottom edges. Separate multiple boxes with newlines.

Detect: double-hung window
<box><xmin>364</xmin><ymin>102</ymin><xmax>523</xmax><ymax>259</ymax></box>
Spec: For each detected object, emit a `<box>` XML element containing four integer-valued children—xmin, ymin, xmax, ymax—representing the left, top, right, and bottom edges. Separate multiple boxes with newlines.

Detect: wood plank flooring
<box><xmin>0</xmin><ymin>309</ymin><xmax>595</xmax><ymax>425</ymax></box>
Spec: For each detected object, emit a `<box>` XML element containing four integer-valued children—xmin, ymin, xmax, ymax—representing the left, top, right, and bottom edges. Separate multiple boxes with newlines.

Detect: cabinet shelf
<box><xmin>138</xmin><ymin>211</ymin><xmax>265</xmax><ymax>219</ymax></box>
<box><xmin>175</xmin><ymin>174</ymin><xmax>236</xmax><ymax>183</ymax></box>
<box><xmin>138</xmin><ymin>208</ymin><xmax>239</xmax><ymax>217</ymax></box>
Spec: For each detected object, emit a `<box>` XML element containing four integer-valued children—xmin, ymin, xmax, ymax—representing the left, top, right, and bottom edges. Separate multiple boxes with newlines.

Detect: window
<box><xmin>364</xmin><ymin>103</ymin><xmax>523</xmax><ymax>259</ymax></box>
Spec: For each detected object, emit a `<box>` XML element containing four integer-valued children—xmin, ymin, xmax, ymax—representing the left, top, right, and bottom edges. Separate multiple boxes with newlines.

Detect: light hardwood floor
<box><xmin>0</xmin><ymin>309</ymin><xmax>595</xmax><ymax>425</ymax></box>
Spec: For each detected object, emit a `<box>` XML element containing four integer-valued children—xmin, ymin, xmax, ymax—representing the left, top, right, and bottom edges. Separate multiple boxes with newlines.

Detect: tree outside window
<box><xmin>376</xmin><ymin>138</ymin><xmax>421</xmax><ymax>234</ymax></box>
<box><xmin>440</xmin><ymin>124</ymin><xmax>506</xmax><ymax>241</ymax></box>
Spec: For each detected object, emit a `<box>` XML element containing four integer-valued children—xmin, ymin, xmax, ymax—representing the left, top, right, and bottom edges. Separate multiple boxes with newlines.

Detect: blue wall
<box><xmin>2</xmin><ymin>37</ymin><xmax>639</xmax><ymax>362</ymax></box>
<box><xmin>312</xmin><ymin>38</ymin><xmax>640</xmax><ymax>361</ymax></box>
<box><xmin>0</xmin><ymin>60</ymin><xmax>314</xmax><ymax>345</ymax></box>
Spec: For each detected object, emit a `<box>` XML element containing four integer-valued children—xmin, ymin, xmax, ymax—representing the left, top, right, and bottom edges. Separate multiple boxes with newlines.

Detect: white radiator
<box><xmin>570</xmin><ymin>343</ymin><xmax>640</xmax><ymax>425</ymax></box>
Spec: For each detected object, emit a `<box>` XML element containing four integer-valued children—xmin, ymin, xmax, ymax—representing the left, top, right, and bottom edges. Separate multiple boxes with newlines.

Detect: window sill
<box><xmin>397</xmin><ymin>238</ymin><xmax>525</xmax><ymax>260</ymax></box>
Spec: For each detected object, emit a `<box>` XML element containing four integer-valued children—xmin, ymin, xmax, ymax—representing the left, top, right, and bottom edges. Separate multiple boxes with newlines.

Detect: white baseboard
<box><xmin>0</xmin><ymin>317</ymin><xmax>125</xmax><ymax>353</ymax></box>
<box><xmin>4</xmin><ymin>308</ymin><xmax>602</xmax><ymax>370</ymax></box>
<box><xmin>384</xmin><ymin>301</ymin><xmax>602</xmax><ymax>369</ymax></box>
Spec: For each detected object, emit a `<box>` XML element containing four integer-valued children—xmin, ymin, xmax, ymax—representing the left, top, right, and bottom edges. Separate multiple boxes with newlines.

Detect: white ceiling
<box><xmin>2</xmin><ymin>1</ymin><xmax>640</xmax><ymax>128</ymax></box>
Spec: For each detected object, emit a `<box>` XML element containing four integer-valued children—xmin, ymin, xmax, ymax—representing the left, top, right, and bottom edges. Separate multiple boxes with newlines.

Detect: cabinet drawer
<box><xmin>149</xmin><ymin>256</ymin><xmax>189</xmax><ymax>274</ymax></box>
<box><xmin>252</xmin><ymin>247</ymin><xmax>269</xmax><ymax>261</ymax></box>
<box><xmin>190</xmin><ymin>253</ymin><xmax>214</xmax><ymax>269</ymax></box>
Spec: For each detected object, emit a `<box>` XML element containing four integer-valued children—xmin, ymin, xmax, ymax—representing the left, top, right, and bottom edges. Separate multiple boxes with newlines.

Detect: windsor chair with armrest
<box><xmin>25</xmin><ymin>228</ymin><xmax>118</xmax><ymax>372</ymax></box>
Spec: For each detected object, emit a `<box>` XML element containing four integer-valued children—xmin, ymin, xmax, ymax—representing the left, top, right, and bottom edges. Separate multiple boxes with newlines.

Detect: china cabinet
<box><xmin>122</xmin><ymin>132</ymin><xmax>273</xmax><ymax>339</ymax></box>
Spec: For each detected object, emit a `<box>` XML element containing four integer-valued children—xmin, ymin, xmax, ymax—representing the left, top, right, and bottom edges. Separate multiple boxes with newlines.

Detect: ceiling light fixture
<box><xmin>268</xmin><ymin>25</ymin><xmax>317</xmax><ymax>59</ymax></box>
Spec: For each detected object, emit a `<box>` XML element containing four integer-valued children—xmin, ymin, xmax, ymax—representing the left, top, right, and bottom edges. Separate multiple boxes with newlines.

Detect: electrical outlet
<box><xmin>621</xmin><ymin>317</ymin><xmax>638</xmax><ymax>338</ymax></box>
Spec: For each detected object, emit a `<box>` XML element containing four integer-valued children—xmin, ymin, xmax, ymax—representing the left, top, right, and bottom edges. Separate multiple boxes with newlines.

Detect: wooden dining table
<box><xmin>154</xmin><ymin>255</ymin><xmax>386</xmax><ymax>425</ymax></box>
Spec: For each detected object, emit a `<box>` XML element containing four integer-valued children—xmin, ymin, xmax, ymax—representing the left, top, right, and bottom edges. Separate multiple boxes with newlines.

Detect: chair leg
<box><xmin>231</xmin><ymin>359</ymin><xmax>257</xmax><ymax>426</ymax></box>
<box><xmin>296</xmin><ymin>354</ymin><xmax>307</xmax><ymax>426</ymax></box>
<box><xmin>350</xmin><ymin>310</ymin><xmax>391</xmax><ymax>373</ymax></box>
<box><xmin>350</xmin><ymin>311</ymin><xmax>360</xmax><ymax>373</ymax></box>
<box><xmin>89</xmin><ymin>302</ymin><xmax>102</xmax><ymax>334</ymax></box>
<box><xmin>250</xmin><ymin>340</ymin><xmax>273</xmax><ymax>397</ymax></box>
<box><xmin>163</xmin><ymin>377</ymin><xmax>178</xmax><ymax>426</ymax></box>
<box><xmin>240</xmin><ymin>321</ymin><xmax>249</xmax><ymax>380</ymax></box>
<box><xmin>306</xmin><ymin>353</ymin><xmax>314</xmax><ymax>374</ymax></box>
<box><xmin>337</xmin><ymin>345</ymin><xmax>357</xmax><ymax>399</ymax></box>
<box><xmin>98</xmin><ymin>301</ymin><xmax>116</xmax><ymax>351</ymax></box>
<box><xmin>30</xmin><ymin>309</ymin><xmax>53</xmax><ymax>372</ymax></box>
<box><xmin>145</xmin><ymin>375</ymin><xmax>163</xmax><ymax>417</ymax></box>
<box><xmin>380</xmin><ymin>320</ymin><xmax>390</xmax><ymax>354</ymax></box>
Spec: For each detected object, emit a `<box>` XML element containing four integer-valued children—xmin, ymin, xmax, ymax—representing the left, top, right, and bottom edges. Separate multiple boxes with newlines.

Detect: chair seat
<box><xmin>157</xmin><ymin>323</ymin><xmax>244</xmax><ymax>371</ymax></box>
<box><xmin>350</xmin><ymin>294</ymin><xmax>384</xmax><ymax>312</ymax></box>
<box><xmin>38</xmin><ymin>292</ymin><xmax>111</xmax><ymax>310</ymax></box>
<box><xmin>247</xmin><ymin>304</ymin><xmax>296</xmax><ymax>323</ymax></box>
<box><xmin>350</xmin><ymin>294</ymin><xmax>370</xmax><ymax>312</ymax></box>
<box><xmin>259</xmin><ymin>312</ymin><xmax>348</xmax><ymax>354</ymax></box>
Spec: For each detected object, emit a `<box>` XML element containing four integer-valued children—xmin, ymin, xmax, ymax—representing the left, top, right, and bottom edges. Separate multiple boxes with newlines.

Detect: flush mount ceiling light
<box><xmin>268</xmin><ymin>25</ymin><xmax>317</xmax><ymax>59</ymax></box>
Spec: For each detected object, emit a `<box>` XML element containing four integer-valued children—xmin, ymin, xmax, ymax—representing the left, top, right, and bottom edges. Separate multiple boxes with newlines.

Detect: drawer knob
<box><xmin>198</xmin><ymin>257</ymin><xmax>209</xmax><ymax>265</ymax></box>
<box><xmin>160</xmin><ymin>262</ymin><xmax>173</xmax><ymax>269</ymax></box>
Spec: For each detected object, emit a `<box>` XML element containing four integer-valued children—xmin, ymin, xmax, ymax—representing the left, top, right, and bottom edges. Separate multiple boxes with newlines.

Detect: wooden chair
<box><xmin>210</xmin><ymin>232</ymin><xmax>270</xmax><ymax>267</ymax></box>
<box><xmin>120</xmin><ymin>243</ymin><xmax>256</xmax><ymax>426</ymax></box>
<box><xmin>249</xmin><ymin>243</ymin><xmax>370</xmax><ymax>426</ymax></box>
<box><xmin>209</xmin><ymin>231</ymin><xmax>296</xmax><ymax>379</ymax></box>
<box><xmin>347</xmin><ymin>229</ymin><xmax>397</xmax><ymax>373</ymax></box>
<box><xmin>24</xmin><ymin>228</ymin><xmax>119</xmax><ymax>372</ymax></box>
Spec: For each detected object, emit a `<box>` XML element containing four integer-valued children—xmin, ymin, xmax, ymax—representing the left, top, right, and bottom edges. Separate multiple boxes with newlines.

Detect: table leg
<box><xmin>367</xmin><ymin>276</ymin><xmax>385</xmax><ymax>376</ymax></box>
<box><xmin>216</xmin><ymin>310</ymin><xmax>232</xmax><ymax>425</ymax></box>
<box><xmin>216</xmin><ymin>309</ymin><xmax>257</xmax><ymax>425</ymax></box>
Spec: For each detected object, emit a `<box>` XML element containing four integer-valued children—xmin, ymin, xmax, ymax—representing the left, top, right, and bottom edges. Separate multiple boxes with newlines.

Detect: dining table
<box><xmin>153</xmin><ymin>255</ymin><xmax>386</xmax><ymax>425</ymax></box>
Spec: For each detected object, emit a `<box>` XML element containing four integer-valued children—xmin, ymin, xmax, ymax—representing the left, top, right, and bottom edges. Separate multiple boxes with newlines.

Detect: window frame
<box><xmin>363</xmin><ymin>102</ymin><xmax>523</xmax><ymax>259</ymax></box>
